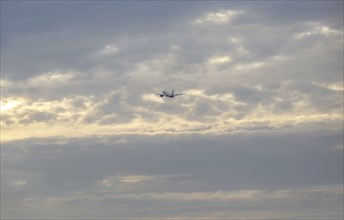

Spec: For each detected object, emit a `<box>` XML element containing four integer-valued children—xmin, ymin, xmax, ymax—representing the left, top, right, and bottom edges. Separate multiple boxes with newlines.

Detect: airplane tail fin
<box><xmin>172</xmin><ymin>89</ymin><xmax>174</xmax><ymax>96</ymax></box>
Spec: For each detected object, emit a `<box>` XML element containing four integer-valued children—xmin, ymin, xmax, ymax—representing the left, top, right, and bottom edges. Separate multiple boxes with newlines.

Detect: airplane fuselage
<box><xmin>157</xmin><ymin>89</ymin><xmax>182</xmax><ymax>98</ymax></box>
<box><xmin>162</xmin><ymin>90</ymin><xmax>174</xmax><ymax>98</ymax></box>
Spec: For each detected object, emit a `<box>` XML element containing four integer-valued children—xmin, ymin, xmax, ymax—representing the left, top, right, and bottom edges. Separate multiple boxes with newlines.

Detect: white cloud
<box><xmin>0</xmin><ymin>94</ymin><xmax>98</xmax><ymax>130</ymax></box>
<box><xmin>119</xmin><ymin>175</ymin><xmax>153</xmax><ymax>184</ymax></box>
<box><xmin>230</xmin><ymin>37</ymin><xmax>239</xmax><ymax>43</ymax></box>
<box><xmin>104</xmin><ymin>45</ymin><xmax>118</xmax><ymax>53</ymax></box>
<box><xmin>98</xmin><ymin>178</ymin><xmax>114</xmax><ymax>188</ymax></box>
<box><xmin>184</xmin><ymin>89</ymin><xmax>245</xmax><ymax>105</ymax></box>
<box><xmin>98</xmin><ymin>174</ymin><xmax>190</xmax><ymax>188</ymax></box>
<box><xmin>207</xmin><ymin>55</ymin><xmax>232</xmax><ymax>65</ymax></box>
<box><xmin>121</xmin><ymin>174</ymin><xmax>190</xmax><ymax>184</ymax></box>
<box><xmin>313</xmin><ymin>82</ymin><xmax>344</xmax><ymax>92</ymax></box>
<box><xmin>194</xmin><ymin>9</ymin><xmax>244</xmax><ymax>25</ymax></box>
<box><xmin>295</xmin><ymin>23</ymin><xmax>343</xmax><ymax>39</ymax></box>
<box><xmin>96</xmin><ymin>44</ymin><xmax>119</xmax><ymax>56</ymax></box>
<box><xmin>142</xmin><ymin>94</ymin><xmax>165</xmax><ymax>103</ymax></box>
<box><xmin>113</xmin><ymin>186</ymin><xmax>343</xmax><ymax>202</ymax></box>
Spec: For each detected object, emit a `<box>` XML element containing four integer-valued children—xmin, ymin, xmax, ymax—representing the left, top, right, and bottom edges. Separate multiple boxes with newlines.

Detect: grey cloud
<box><xmin>3</xmin><ymin>130</ymin><xmax>343</xmax><ymax>192</ymax></box>
<box><xmin>10</xmin><ymin>186</ymin><xmax>342</xmax><ymax>219</ymax></box>
<box><xmin>1</xmin><ymin>1</ymin><xmax>343</xmax><ymax>218</ymax></box>
<box><xmin>1</xmin><ymin>130</ymin><xmax>343</xmax><ymax>218</ymax></box>
<box><xmin>25</xmin><ymin>112</ymin><xmax>56</xmax><ymax>123</ymax></box>
<box><xmin>1</xmin><ymin>1</ymin><xmax>218</xmax><ymax>80</ymax></box>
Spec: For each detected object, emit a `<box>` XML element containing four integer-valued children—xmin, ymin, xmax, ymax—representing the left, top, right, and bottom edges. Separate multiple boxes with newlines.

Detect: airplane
<box><xmin>156</xmin><ymin>89</ymin><xmax>183</xmax><ymax>98</ymax></box>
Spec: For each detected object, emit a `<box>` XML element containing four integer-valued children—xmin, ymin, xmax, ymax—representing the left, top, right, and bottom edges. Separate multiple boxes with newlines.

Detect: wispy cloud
<box><xmin>207</xmin><ymin>55</ymin><xmax>232</xmax><ymax>65</ymax></box>
<box><xmin>11</xmin><ymin>185</ymin><xmax>343</xmax><ymax>218</ymax></box>
<box><xmin>194</xmin><ymin>9</ymin><xmax>244</xmax><ymax>25</ymax></box>
<box><xmin>295</xmin><ymin>23</ymin><xmax>343</xmax><ymax>39</ymax></box>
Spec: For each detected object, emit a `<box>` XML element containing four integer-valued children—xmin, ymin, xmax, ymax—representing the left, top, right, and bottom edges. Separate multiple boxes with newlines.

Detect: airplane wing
<box><xmin>174</xmin><ymin>93</ymin><xmax>183</xmax><ymax>96</ymax></box>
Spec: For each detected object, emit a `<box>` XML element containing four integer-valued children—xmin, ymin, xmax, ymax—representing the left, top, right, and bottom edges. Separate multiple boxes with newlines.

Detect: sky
<box><xmin>0</xmin><ymin>0</ymin><xmax>343</xmax><ymax>219</ymax></box>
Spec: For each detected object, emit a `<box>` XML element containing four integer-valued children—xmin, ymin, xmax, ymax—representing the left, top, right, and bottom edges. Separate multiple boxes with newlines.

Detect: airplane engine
<box><xmin>160</xmin><ymin>95</ymin><xmax>163</xmax><ymax>97</ymax></box>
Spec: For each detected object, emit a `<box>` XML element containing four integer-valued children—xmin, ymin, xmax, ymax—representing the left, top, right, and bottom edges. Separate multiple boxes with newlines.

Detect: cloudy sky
<box><xmin>1</xmin><ymin>1</ymin><xmax>343</xmax><ymax>219</ymax></box>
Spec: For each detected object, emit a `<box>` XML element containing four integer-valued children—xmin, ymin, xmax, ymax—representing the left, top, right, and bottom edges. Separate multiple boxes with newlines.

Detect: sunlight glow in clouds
<box><xmin>1</xmin><ymin>95</ymin><xmax>341</xmax><ymax>142</ymax></box>
<box><xmin>0</xmin><ymin>98</ymin><xmax>21</xmax><ymax>112</ymax></box>
<box><xmin>1</xmin><ymin>79</ymin><xmax>342</xmax><ymax>142</ymax></box>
